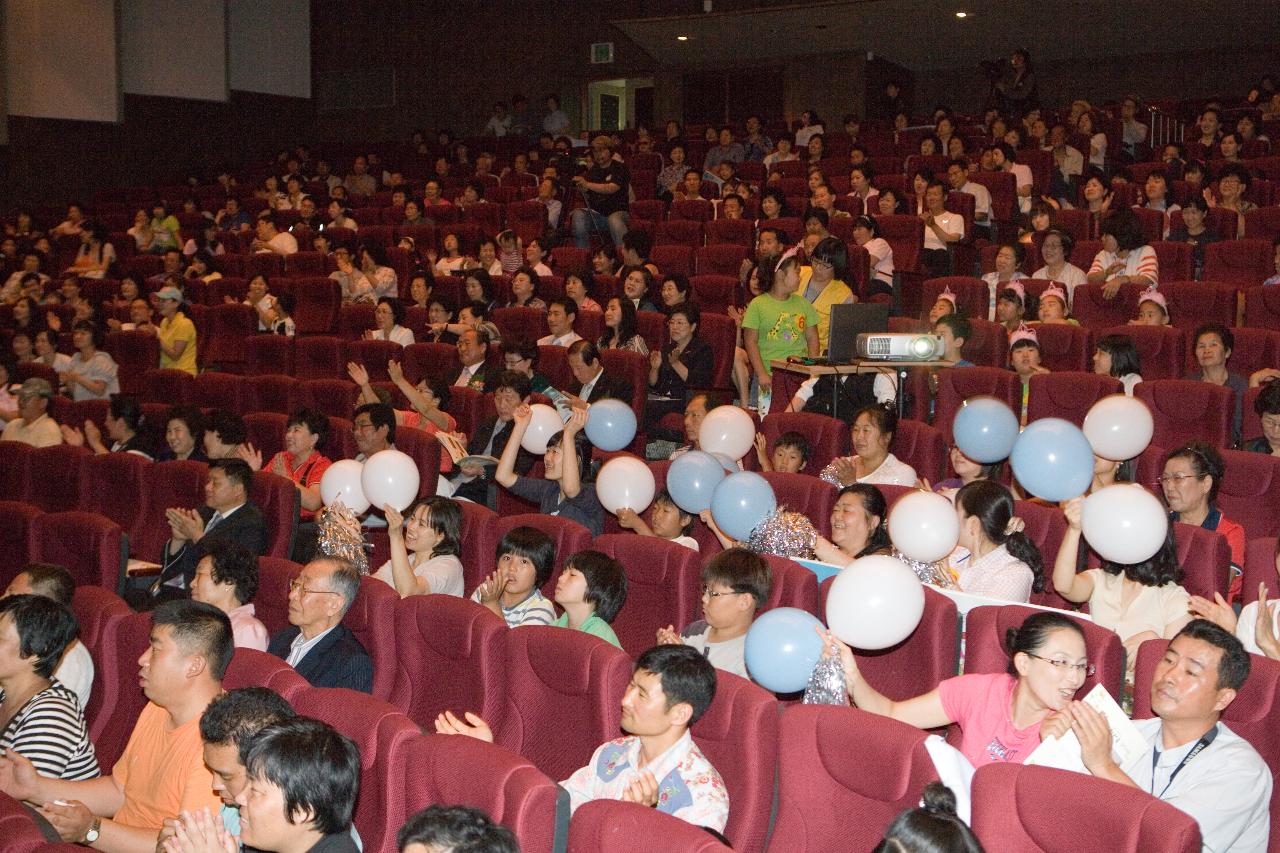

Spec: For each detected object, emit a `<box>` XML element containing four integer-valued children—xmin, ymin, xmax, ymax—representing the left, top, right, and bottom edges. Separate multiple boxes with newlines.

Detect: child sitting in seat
<box><xmin>1009</xmin><ymin>325</ymin><xmax>1049</xmax><ymax>425</ymax></box>
<box><xmin>753</xmin><ymin>430</ymin><xmax>810</xmax><ymax>473</ymax></box>
<box><xmin>1129</xmin><ymin>286</ymin><xmax>1171</xmax><ymax>325</ymax></box>
<box><xmin>552</xmin><ymin>550</ymin><xmax>628</xmax><ymax>649</ymax></box>
<box><xmin>617</xmin><ymin>490</ymin><xmax>699</xmax><ymax>551</ymax></box>
<box><xmin>1035</xmin><ymin>283</ymin><xmax>1076</xmax><ymax>325</ymax></box>
<box><xmin>496</xmin><ymin>229</ymin><xmax>523</xmax><ymax>275</ymax></box>
<box><xmin>656</xmin><ymin>548</ymin><xmax>771</xmax><ymax>680</ymax></box>
<box><xmin>472</xmin><ymin>526</ymin><xmax>558</xmax><ymax>627</ymax></box>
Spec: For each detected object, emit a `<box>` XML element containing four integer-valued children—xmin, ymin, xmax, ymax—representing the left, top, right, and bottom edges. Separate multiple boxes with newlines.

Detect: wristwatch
<box><xmin>84</xmin><ymin>818</ymin><xmax>102</xmax><ymax>845</ymax></box>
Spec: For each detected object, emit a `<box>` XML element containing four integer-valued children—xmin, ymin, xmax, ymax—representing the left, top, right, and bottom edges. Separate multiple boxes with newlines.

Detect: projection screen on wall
<box><xmin>4</xmin><ymin>0</ymin><xmax>120</xmax><ymax>122</ymax></box>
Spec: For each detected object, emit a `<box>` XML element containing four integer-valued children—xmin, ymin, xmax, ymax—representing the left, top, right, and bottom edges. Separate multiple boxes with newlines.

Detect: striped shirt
<box><xmin>1088</xmin><ymin>246</ymin><xmax>1159</xmax><ymax>286</ymax></box>
<box><xmin>0</xmin><ymin>682</ymin><xmax>99</xmax><ymax>780</ymax></box>
<box><xmin>472</xmin><ymin>588</ymin><xmax>556</xmax><ymax>628</ymax></box>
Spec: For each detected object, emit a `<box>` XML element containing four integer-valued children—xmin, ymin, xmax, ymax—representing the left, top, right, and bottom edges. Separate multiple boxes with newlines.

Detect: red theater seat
<box><xmin>760</xmin><ymin>412</ymin><xmax>849</xmax><ymax>475</ymax></box>
<box><xmin>760</xmin><ymin>472</ymin><xmax>837</xmax><ymax>538</ymax></box>
<box><xmin>1217</xmin><ymin>450</ymin><xmax>1280</xmax><ymax>541</ymax></box>
<box><xmin>934</xmin><ymin>367</ymin><xmax>1020</xmax><ymax>445</ymax></box>
<box><xmin>341</xmin><ymin>576</ymin><xmax>398</xmax><ymax>700</ymax></box>
<box><xmin>21</xmin><ymin>444</ymin><xmax>91</xmax><ymax>512</ymax></box>
<box><xmin>569</xmin><ymin>799</ymin><xmax>731</xmax><ymax>852</ymax></box>
<box><xmin>28</xmin><ymin>511</ymin><xmax>127</xmax><ymax>591</ymax></box>
<box><xmin>891</xmin><ymin>419</ymin><xmax>947</xmax><ymax>483</ymax></box>
<box><xmin>70</xmin><ymin>585</ymin><xmax>132</xmax><ymax>735</ymax></box>
<box><xmin>593</xmin><ymin>534</ymin><xmax>702</xmax><ymax>656</ymax></box>
<box><xmin>1026</xmin><ymin>372</ymin><xmax>1122</xmax><ymax>426</ymax></box>
<box><xmin>222</xmin><ymin>648</ymin><xmax>310</xmax><ymax>701</ymax></box>
<box><xmin>1134</xmin><ymin>379</ymin><xmax>1233</xmax><ymax>449</ymax></box>
<box><xmin>133</xmin><ymin>460</ymin><xmax>208</xmax><ymax>562</ymax></box>
<box><xmin>760</xmin><ymin>554</ymin><xmax>822</xmax><ymax>619</ymax></box>
<box><xmin>90</xmin><ymin>610</ymin><xmax>152</xmax><ymax>768</ymax></box>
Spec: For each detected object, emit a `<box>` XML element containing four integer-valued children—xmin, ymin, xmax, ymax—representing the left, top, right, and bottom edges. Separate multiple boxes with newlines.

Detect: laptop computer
<box><xmin>827</xmin><ymin>302</ymin><xmax>889</xmax><ymax>363</ymax></box>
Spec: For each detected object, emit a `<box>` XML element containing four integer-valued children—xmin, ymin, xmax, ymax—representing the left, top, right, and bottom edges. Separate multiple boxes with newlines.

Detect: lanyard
<box><xmin>1151</xmin><ymin>724</ymin><xmax>1219</xmax><ymax>799</ymax></box>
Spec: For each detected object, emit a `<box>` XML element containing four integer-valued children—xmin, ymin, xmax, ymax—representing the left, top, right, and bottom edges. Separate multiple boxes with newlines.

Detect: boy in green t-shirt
<box><xmin>742</xmin><ymin>253</ymin><xmax>819</xmax><ymax>404</ymax></box>
<box><xmin>552</xmin><ymin>550</ymin><xmax>628</xmax><ymax>649</ymax></box>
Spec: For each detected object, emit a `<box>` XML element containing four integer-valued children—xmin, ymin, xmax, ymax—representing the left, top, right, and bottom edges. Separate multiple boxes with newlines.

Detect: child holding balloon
<box><xmin>617</xmin><ymin>491</ymin><xmax>699</xmax><ymax>551</ymax></box>
<box><xmin>494</xmin><ymin>404</ymin><xmax>604</xmax><ymax>536</ymax></box>
<box><xmin>1051</xmin><ymin>495</ymin><xmax>1189</xmax><ymax>676</ymax></box>
<box><xmin>656</xmin><ymin>548</ymin><xmax>771</xmax><ymax>679</ymax></box>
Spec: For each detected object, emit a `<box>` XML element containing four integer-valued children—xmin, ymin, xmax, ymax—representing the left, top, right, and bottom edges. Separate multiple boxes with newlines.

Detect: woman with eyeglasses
<box><xmin>1160</xmin><ymin>441</ymin><xmax>1245</xmax><ymax>600</ymax></box>
<box><xmin>819</xmin><ymin>610</ymin><xmax>1090</xmax><ymax>768</ymax></box>
<box><xmin>1052</xmin><ymin>496</ymin><xmax>1189</xmax><ymax>678</ymax></box>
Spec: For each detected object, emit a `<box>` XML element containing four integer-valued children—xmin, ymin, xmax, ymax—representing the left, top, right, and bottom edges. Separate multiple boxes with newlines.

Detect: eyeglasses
<box><xmin>1155</xmin><ymin>473</ymin><xmax>1205</xmax><ymax>485</ymax></box>
<box><xmin>701</xmin><ymin>586</ymin><xmax>744</xmax><ymax>600</ymax></box>
<box><xmin>1026</xmin><ymin>653</ymin><xmax>1095</xmax><ymax>677</ymax></box>
<box><xmin>288</xmin><ymin>579</ymin><xmax>340</xmax><ymax>597</ymax></box>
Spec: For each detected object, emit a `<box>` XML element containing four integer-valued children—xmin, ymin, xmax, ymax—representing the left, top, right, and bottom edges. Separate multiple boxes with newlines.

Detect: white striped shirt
<box><xmin>0</xmin><ymin>682</ymin><xmax>99</xmax><ymax>780</ymax></box>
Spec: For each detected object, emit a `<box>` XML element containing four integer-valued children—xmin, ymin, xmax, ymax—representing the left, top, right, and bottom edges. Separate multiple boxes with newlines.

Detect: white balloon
<box><xmin>1083</xmin><ymin>394</ymin><xmax>1155</xmax><ymax>462</ymax></box>
<box><xmin>698</xmin><ymin>405</ymin><xmax>757</xmax><ymax>461</ymax></box>
<box><xmin>888</xmin><ymin>490</ymin><xmax>961</xmax><ymax>564</ymax></box>
<box><xmin>1081</xmin><ymin>484</ymin><xmax>1169</xmax><ymax>565</ymax></box>
<box><xmin>596</xmin><ymin>456</ymin><xmax>656</xmax><ymax>515</ymax></box>
<box><xmin>520</xmin><ymin>404</ymin><xmax>564</xmax><ymax>454</ymax></box>
<box><xmin>825</xmin><ymin>555</ymin><xmax>926</xmax><ymax>650</ymax></box>
<box><xmin>361</xmin><ymin>449</ymin><xmax>421</xmax><ymax>512</ymax></box>
<box><xmin>320</xmin><ymin>459</ymin><xmax>371</xmax><ymax>514</ymax></box>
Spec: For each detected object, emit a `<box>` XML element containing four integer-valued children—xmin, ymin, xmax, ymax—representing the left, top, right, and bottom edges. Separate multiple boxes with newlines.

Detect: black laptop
<box><xmin>827</xmin><ymin>302</ymin><xmax>889</xmax><ymax>363</ymax></box>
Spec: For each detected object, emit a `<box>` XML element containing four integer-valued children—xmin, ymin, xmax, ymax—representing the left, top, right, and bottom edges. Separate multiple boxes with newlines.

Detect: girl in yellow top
<box><xmin>798</xmin><ymin>236</ymin><xmax>855</xmax><ymax>355</ymax></box>
<box><xmin>153</xmin><ymin>286</ymin><xmax>198</xmax><ymax>375</ymax></box>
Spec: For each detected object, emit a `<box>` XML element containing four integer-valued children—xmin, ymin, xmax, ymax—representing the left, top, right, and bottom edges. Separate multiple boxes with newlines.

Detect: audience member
<box><xmin>471</xmin><ymin>526</ymin><xmax>558</xmax><ymax>627</ymax></box>
<box><xmin>551</xmin><ymin>549</ymin><xmax>628</xmax><ymax>648</ymax></box>
<box><xmin>1</xmin><ymin>378</ymin><xmax>62</xmax><ymax>447</ymax></box>
<box><xmin>398</xmin><ymin>805</ymin><xmax>517</xmax><ymax>853</ymax></box>
<box><xmin>617</xmin><ymin>490</ymin><xmax>699</xmax><ymax>552</ymax></box>
<box><xmin>3</xmin><ymin>564</ymin><xmax>94</xmax><ymax>708</ymax></box>
<box><xmin>812</xmin><ymin>484</ymin><xmax>892</xmax><ymax>564</ymax></box>
<box><xmin>820</xmin><ymin>405</ymin><xmax>917</xmax><ymax>486</ymax></box>
<box><xmin>189</xmin><ymin>543</ymin><xmax>269</xmax><ymax>651</ymax></box>
<box><xmin>656</xmin><ymin>548</ymin><xmax>770</xmax><ymax>679</ymax></box>
<box><xmin>1160</xmin><ymin>441</ymin><xmax>1245</xmax><ymax>599</ymax></box>
<box><xmin>267</xmin><ymin>557</ymin><xmax>372</xmax><ymax>692</ymax></box>
<box><xmin>374</xmin><ymin>496</ymin><xmax>465</xmax><ymax>597</ymax></box>
<box><xmin>495</xmin><ymin>405</ymin><xmax>603</xmax><ymax>535</ymax></box>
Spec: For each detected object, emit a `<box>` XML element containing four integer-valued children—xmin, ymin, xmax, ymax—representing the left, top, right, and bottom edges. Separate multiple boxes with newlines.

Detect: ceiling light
<box><xmin>676</xmin><ymin>35</ymin><xmax>689</xmax><ymax>41</ymax></box>
<box><xmin>955</xmin><ymin>11</ymin><xmax>968</xmax><ymax>17</ymax></box>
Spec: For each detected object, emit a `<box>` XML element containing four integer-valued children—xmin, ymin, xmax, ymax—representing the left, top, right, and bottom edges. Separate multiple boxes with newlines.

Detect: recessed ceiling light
<box><xmin>676</xmin><ymin>35</ymin><xmax>689</xmax><ymax>41</ymax></box>
<box><xmin>955</xmin><ymin>10</ymin><xmax>968</xmax><ymax>17</ymax></box>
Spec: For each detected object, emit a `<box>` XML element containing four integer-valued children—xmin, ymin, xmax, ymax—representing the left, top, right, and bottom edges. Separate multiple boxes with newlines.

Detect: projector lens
<box><xmin>912</xmin><ymin>337</ymin><xmax>932</xmax><ymax>357</ymax></box>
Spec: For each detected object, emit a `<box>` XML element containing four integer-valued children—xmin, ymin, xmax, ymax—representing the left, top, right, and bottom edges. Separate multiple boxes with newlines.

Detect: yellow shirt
<box><xmin>799</xmin><ymin>267</ymin><xmax>854</xmax><ymax>355</ymax></box>
<box><xmin>158</xmin><ymin>312</ymin><xmax>198</xmax><ymax>375</ymax></box>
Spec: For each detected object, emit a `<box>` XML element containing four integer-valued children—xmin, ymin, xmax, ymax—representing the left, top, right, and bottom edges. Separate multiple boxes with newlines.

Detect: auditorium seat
<box><xmin>296</xmin><ymin>378</ymin><xmax>361</xmax><ymax>419</ymax></box>
<box><xmin>0</xmin><ymin>441</ymin><xmax>34</xmax><ymax>496</ymax></box>
<box><xmin>28</xmin><ymin>511</ymin><xmax>127</xmax><ymax>592</ymax></box>
<box><xmin>597</xmin><ymin>349</ymin><xmax>650</xmax><ymax>427</ymax></box>
<box><xmin>346</xmin><ymin>339</ymin><xmax>405</xmax><ymax>379</ymax></box>
<box><xmin>760</xmin><ymin>412</ymin><xmax>849</xmax><ymax>475</ymax></box>
<box><xmin>22</xmin><ymin>443</ymin><xmax>91</xmax><ymax>511</ymax></box>
<box><xmin>0</xmin><ymin>792</ymin><xmax>51</xmax><ymax>853</ymax></box>
<box><xmin>290</xmin><ymin>278</ymin><xmax>343</xmax><ymax>334</ymax></box>
<box><xmin>133</xmin><ymin>460</ymin><xmax>208</xmax><ymax>562</ymax></box>
<box><xmin>1100</xmin><ymin>324</ymin><xmax>1185</xmax><ymax>381</ymax></box>
<box><xmin>294</xmin><ymin>336</ymin><xmax>345</xmax><ymax>380</ymax></box>
<box><xmin>933</xmin><ymin>367</ymin><xmax>1020</xmax><ymax>445</ymax></box>
<box><xmin>1244</xmin><ymin>284</ymin><xmax>1280</xmax><ymax>329</ymax></box>
<box><xmin>1172</xmin><ymin>521</ymin><xmax>1232</xmax><ymax>600</ymax></box>
<box><xmin>760</xmin><ymin>554</ymin><xmax>822</xmax><ymax>619</ymax></box>
<box><xmin>891</xmin><ymin>419</ymin><xmax>947</xmax><ymax>483</ymax></box>
<box><xmin>104</xmin><ymin>331</ymin><xmax>160</xmax><ymax>394</ymax></box>
<box><xmin>1028</xmin><ymin>322</ymin><xmax>1092</xmax><ymax>372</ymax></box>
<box><xmin>569</xmin><ymin>799</ymin><xmax>729</xmax><ymax>853</ymax></box>
<box><xmin>760</xmin><ymin>472</ymin><xmax>837</xmax><ymax>538</ymax></box>
<box><xmin>1203</xmin><ymin>238</ymin><xmax>1273</xmax><ymax>289</ymax></box>
<box><xmin>704</xmin><ymin>217</ymin><xmax>754</xmax><ymax>248</ymax></box>
<box><xmin>593</xmin><ymin>534</ymin><xmax>703</xmax><ymax>656</ymax></box>
<box><xmin>404</xmin><ymin>342</ymin><xmax>463</xmax><ymax>387</ymax></box>
<box><xmin>492</xmin><ymin>306</ymin><xmax>547</xmax><ymax>343</ymax></box>
<box><xmin>405</xmin><ymin>734</ymin><xmax>565</xmax><ymax>853</ymax></box>
<box><xmin>138</xmin><ymin>368</ymin><xmax>194</xmax><ymax>405</ymax></box>
<box><xmin>1016</xmin><ymin>499</ymin><xmax>1074</xmax><ymax>610</ymax></box>
<box><xmin>923</xmin><ymin>276</ymin><xmax>988</xmax><ymax>320</ymax></box>
<box><xmin>0</xmin><ymin>502</ymin><xmax>41</xmax><ymax>587</ymax></box>
<box><xmin>293</xmin><ymin>687</ymin><xmax>420</xmax><ymax>853</ymax></box>
<box><xmin>1162</xmin><ymin>279</ymin><xmax>1238</xmax><ymax>332</ymax></box>
<box><xmin>340</xmin><ymin>576</ymin><xmax>399</xmax><ymax>700</ymax></box>
<box><xmin>1241</xmin><ymin>538</ymin><xmax>1278</xmax><ymax>606</ymax></box>
<box><xmin>492</xmin><ymin>513</ymin><xmax>592</xmax><ymax>597</ymax></box>
<box><xmin>958</xmin><ymin>317</ymin><xmax>1010</xmax><ymax>369</ymax></box>
<box><xmin>768</xmin><ymin>704</ymin><xmax>939</xmax><ymax>853</ymax></box>
<box><xmin>1071</xmin><ymin>283</ymin><xmax>1141</xmax><ymax>329</ymax></box>
<box><xmin>695</xmin><ymin>246</ymin><xmax>749</xmax><ymax>278</ymax></box>
<box><xmin>191</xmin><ymin>370</ymin><xmax>246</xmax><ymax>411</ymax></box>
<box><xmin>70</xmin><ymin>585</ymin><xmax>132</xmax><ymax>735</ymax></box>
<box><xmin>244</xmin><ymin>337</ymin><xmax>295</xmax><ymax>378</ymax></box>
<box><xmin>202</xmin><ymin>303</ymin><xmax>256</xmax><ymax>371</ymax></box>
<box><xmin>820</xmin><ymin>579</ymin><xmax>960</xmax><ymax>699</ymax></box>
<box><xmin>390</xmin><ymin>426</ymin><xmax>442</xmax><ymax>499</ymax></box>
<box><xmin>1217</xmin><ymin>451</ymin><xmax>1280</xmax><ymax>541</ymax></box>
<box><xmin>1026</xmin><ymin>372</ymin><xmax>1123</xmax><ymax>426</ymax></box>
<box><xmin>249</xmin><ymin>471</ymin><xmax>299</xmax><ymax>559</ymax></box>
<box><xmin>91</xmin><ymin>609</ymin><xmax>152</xmax><ymax>768</ymax></box>
<box><xmin>970</xmin><ymin>763</ymin><xmax>1200</xmax><ymax>853</ymax></box>
<box><xmin>390</xmin><ymin>595</ymin><xmax>507</xmax><ymax>728</ymax></box>
<box><xmin>253</xmin><ymin>556</ymin><xmax>298</xmax><ymax>635</ymax></box>
<box><xmin>963</xmin><ymin>604</ymin><xmax>1124</xmax><ymax>701</ymax></box>
<box><xmin>1134</xmin><ymin>380</ymin><xmax>1233</xmax><ymax>449</ymax></box>
<box><xmin>242</xmin><ymin>374</ymin><xmax>296</xmax><ymax>415</ymax></box>
<box><xmin>497</xmin><ymin>626</ymin><xmax>632</xmax><ymax>782</ymax></box>
<box><xmin>222</xmin><ymin>648</ymin><xmax>310</xmax><ymax>701</ymax></box>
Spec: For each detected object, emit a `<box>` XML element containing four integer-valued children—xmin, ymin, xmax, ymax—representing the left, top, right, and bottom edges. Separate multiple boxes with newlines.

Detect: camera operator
<box><xmin>570</xmin><ymin>135</ymin><xmax>631</xmax><ymax>250</ymax></box>
<box><xmin>988</xmin><ymin>49</ymin><xmax>1038</xmax><ymax>118</ymax></box>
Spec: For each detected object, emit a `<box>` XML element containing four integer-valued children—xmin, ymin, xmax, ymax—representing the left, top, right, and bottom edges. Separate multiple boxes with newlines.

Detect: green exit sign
<box><xmin>591</xmin><ymin>42</ymin><xmax>614</xmax><ymax>64</ymax></box>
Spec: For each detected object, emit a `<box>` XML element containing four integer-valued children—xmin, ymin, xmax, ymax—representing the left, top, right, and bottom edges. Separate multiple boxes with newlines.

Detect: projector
<box><xmin>855</xmin><ymin>333</ymin><xmax>947</xmax><ymax>361</ymax></box>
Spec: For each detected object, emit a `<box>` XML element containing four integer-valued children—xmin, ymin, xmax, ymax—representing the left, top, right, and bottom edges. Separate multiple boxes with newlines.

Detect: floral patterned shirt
<box><xmin>561</xmin><ymin>730</ymin><xmax>729</xmax><ymax>831</ymax></box>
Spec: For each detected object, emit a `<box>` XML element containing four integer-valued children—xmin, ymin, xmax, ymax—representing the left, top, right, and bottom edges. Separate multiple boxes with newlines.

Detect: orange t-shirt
<box><xmin>111</xmin><ymin>702</ymin><xmax>220</xmax><ymax>830</ymax></box>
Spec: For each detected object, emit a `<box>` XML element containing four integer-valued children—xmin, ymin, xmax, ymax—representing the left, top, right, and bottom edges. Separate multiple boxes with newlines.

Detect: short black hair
<box><xmin>700</xmin><ymin>547</ymin><xmax>771</xmax><ymax>609</ymax></box>
<box><xmin>199</xmin><ymin>687</ymin><xmax>296</xmax><ymax>756</ymax></box>
<box><xmin>566</xmin><ymin>550</ymin><xmax>628</xmax><ymax>623</ymax></box>
<box><xmin>635</xmin><ymin>644</ymin><xmax>717</xmax><ymax>725</ymax></box>
<box><xmin>205</xmin><ymin>542</ymin><xmax>260</xmax><ymax>606</ymax></box>
<box><xmin>1094</xmin><ymin>334</ymin><xmax>1142</xmax><ymax>378</ymax></box>
<box><xmin>167</xmin><ymin>405</ymin><xmax>205</xmax><ymax>443</ymax></box>
<box><xmin>1194</xmin><ymin>321</ymin><xmax>1234</xmax><ymax>355</ymax></box>
<box><xmin>1165</xmin><ymin>440</ymin><xmax>1226</xmax><ymax>504</ymax></box>
<box><xmin>773</xmin><ymin>430</ymin><xmax>811</xmax><ymax>464</ymax></box>
<box><xmin>651</xmin><ymin>489</ymin><xmax>695</xmax><ymax>537</ymax></box>
<box><xmin>492</xmin><ymin>369</ymin><xmax>532</xmax><ymax>399</ymax></box>
<box><xmin>0</xmin><ymin>594</ymin><xmax>78</xmax><ymax>678</ymax></box>
<box><xmin>209</xmin><ymin>457</ymin><xmax>253</xmax><ymax>494</ymax></box>
<box><xmin>18</xmin><ymin>563</ymin><xmax>75</xmax><ymax>606</ymax></box>
<box><xmin>1255</xmin><ymin>380</ymin><xmax>1280</xmax><ymax>417</ymax></box>
<box><xmin>377</xmin><ymin>296</ymin><xmax>406</xmax><ymax>327</ymax></box>
<box><xmin>397</xmin><ymin>805</ymin><xmax>518</xmax><ymax>853</ymax></box>
<box><xmin>668</xmin><ymin>301</ymin><xmax>700</xmax><ymax>328</ymax></box>
<box><xmin>153</xmin><ymin>599</ymin><xmax>234</xmax><ymax>680</ymax></box>
<box><xmin>1173</xmin><ymin>619</ymin><xmax>1251</xmax><ymax>691</ymax></box>
<box><xmin>403</xmin><ymin>496</ymin><xmax>463</xmax><ymax>559</ymax></box>
<box><xmin>496</xmin><ymin>526</ymin><xmax>556</xmax><ymax>589</ymax></box>
<box><xmin>287</xmin><ymin>407</ymin><xmax>330</xmax><ymax>448</ymax></box>
<box><xmin>1100</xmin><ymin>208</ymin><xmax>1148</xmax><ymax>252</ymax></box>
<box><xmin>934</xmin><ymin>312</ymin><xmax>972</xmax><ymax>343</ymax></box>
<box><xmin>354</xmin><ymin>402</ymin><xmax>397</xmax><ymax>445</ymax></box>
<box><xmin>547</xmin><ymin>296</ymin><xmax>576</xmax><ymax>317</ymax></box>
<box><xmin>243</xmin><ymin>718</ymin><xmax>360</xmax><ymax>836</ymax></box>
<box><xmin>205</xmin><ymin>409</ymin><xmax>247</xmax><ymax>447</ymax></box>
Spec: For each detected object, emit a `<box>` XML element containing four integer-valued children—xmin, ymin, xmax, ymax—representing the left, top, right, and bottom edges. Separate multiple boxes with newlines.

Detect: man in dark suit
<box><xmin>148</xmin><ymin>458</ymin><xmax>268</xmax><ymax>606</ymax></box>
<box><xmin>450</xmin><ymin>370</ymin><xmax>536</xmax><ymax>507</ymax></box>
<box><xmin>267</xmin><ymin>556</ymin><xmax>372</xmax><ymax>693</ymax></box>
<box><xmin>451</xmin><ymin>327</ymin><xmax>495</xmax><ymax>392</ymax></box>
<box><xmin>565</xmin><ymin>340</ymin><xmax>633</xmax><ymax>406</ymax></box>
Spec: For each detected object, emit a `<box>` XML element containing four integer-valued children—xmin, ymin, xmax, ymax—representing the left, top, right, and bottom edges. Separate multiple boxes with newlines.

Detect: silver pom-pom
<box><xmin>893</xmin><ymin>548</ymin><xmax>954</xmax><ymax>588</ymax></box>
<box><xmin>317</xmin><ymin>502</ymin><xmax>371</xmax><ymax>575</ymax></box>
<box><xmin>803</xmin><ymin>655</ymin><xmax>849</xmax><ymax>705</ymax></box>
<box><xmin>745</xmin><ymin>508</ymin><xmax>817</xmax><ymax>559</ymax></box>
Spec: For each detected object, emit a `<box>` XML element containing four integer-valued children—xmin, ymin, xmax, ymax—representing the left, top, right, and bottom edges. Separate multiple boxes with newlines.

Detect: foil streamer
<box><xmin>745</xmin><ymin>508</ymin><xmax>817</xmax><ymax>559</ymax></box>
<box><xmin>317</xmin><ymin>502</ymin><xmax>371</xmax><ymax>575</ymax></box>
<box><xmin>803</xmin><ymin>655</ymin><xmax>849</xmax><ymax>705</ymax></box>
<box><xmin>894</xmin><ymin>548</ymin><xmax>954</xmax><ymax>588</ymax></box>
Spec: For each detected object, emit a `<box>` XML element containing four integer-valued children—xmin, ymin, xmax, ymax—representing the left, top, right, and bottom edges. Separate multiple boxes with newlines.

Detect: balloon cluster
<box><xmin>319</xmin><ymin>449</ymin><xmax>421</xmax><ymax>514</ymax></box>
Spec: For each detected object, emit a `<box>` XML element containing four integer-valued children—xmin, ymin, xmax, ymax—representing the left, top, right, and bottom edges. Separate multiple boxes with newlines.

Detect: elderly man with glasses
<box><xmin>1</xmin><ymin>378</ymin><xmax>62</xmax><ymax>447</ymax></box>
<box><xmin>267</xmin><ymin>556</ymin><xmax>372</xmax><ymax>693</ymax></box>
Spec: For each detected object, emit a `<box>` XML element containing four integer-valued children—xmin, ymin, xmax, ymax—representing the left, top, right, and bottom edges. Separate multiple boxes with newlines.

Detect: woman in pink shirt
<box><xmin>190</xmin><ymin>546</ymin><xmax>269</xmax><ymax>651</ymax></box>
<box><xmin>820</xmin><ymin>611</ymin><xmax>1090</xmax><ymax>768</ymax></box>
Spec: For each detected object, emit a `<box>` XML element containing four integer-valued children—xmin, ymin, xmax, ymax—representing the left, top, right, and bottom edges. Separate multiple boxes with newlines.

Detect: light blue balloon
<box><xmin>952</xmin><ymin>396</ymin><xmax>1019</xmax><ymax>464</ymax></box>
<box><xmin>667</xmin><ymin>451</ymin><xmax>726</xmax><ymax>514</ymax></box>
<box><xmin>744</xmin><ymin>607</ymin><xmax>825</xmax><ymax>693</ymax></box>
<box><xmin>584</xmin><ymin>399</ymin><xmax>636</xmax><ymax>452</ymax></box>
<box><xmin>711</xmin><ymin>452</ymin><xmax>739</xmax><ymax>471</ymax></box>
<box><xmin>710</xmin><ymin>471</ymin><xmax>777</xmax><ymax>541</ymax></box>
<box><xmin>1010</xmin><ymin>417</ymin><xmax>1095</xmax><ymax>502</ymax></box>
